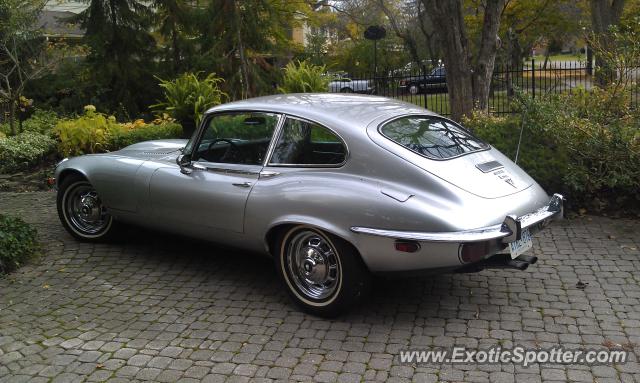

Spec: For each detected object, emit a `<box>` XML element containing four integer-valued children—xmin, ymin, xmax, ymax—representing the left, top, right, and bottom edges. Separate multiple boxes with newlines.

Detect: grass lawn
<box><xmin>395</xmin><ymin>91</ymin><xmax>515</xmax><ymax>116</ymax></box>
<box><xmin>529</xmin><ymin>53</ymin><xmax>585</xmax><ymax>63</ymax></box>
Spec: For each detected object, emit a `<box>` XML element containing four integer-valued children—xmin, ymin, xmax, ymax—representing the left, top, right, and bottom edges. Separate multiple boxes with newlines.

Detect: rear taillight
<box><xmin>459</xmin><ymin>242</ymin><xmax>491</xmax><ymax>263</ymax></box>
<box><xmin>395</xmin><ymin>240</ymin><xmax>421</xmax><ymax>253</ymax></box>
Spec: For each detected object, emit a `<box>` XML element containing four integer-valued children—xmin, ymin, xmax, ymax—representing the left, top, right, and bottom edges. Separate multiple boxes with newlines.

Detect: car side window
<box><xmin>192</xmin><ymin>112</ymin><xmax>279</xmax><ymax>165</ymax></box>
<box><xmin>269</xmin><ymin>118</ymin><xmax>346</xmax><ymax>166</ymax></box>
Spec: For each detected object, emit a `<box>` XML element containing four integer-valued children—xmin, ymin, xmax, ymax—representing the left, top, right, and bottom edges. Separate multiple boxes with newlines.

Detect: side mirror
<box><xmin>177</xmin><ymin>154</ymin><xmax>192</xmax><ymax>174</ymax></box>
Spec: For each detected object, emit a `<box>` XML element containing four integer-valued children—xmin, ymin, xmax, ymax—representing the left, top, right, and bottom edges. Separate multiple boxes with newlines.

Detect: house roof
<box><xmin>37</xmin><ymin>10</ymin><xmax>84</xmax><ymax>38</ymax></box>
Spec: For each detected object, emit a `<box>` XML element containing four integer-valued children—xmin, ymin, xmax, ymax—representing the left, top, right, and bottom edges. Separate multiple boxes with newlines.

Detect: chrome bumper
<box><xmin>351</xmin><ymin>193</ymin><xmax>564</xmax><ymax>244</ymax></box>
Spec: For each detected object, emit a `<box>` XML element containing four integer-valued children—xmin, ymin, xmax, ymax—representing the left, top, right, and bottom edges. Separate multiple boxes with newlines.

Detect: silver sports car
<box><xmin>54</xmin><ymin>94</ymin><xmax>563</xmax><ymax>316</ymax></box>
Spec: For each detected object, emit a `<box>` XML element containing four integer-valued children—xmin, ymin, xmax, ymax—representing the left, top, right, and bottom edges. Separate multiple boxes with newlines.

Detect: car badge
<box><xmin>504</xmin><ymin>178</ymin><xmax>517</xmax><ymax>188</ymax></box>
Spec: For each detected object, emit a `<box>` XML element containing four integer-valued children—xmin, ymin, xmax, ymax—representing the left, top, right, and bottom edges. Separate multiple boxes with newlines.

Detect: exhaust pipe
<box><xmin>456</xmin><ymin>253</ymin><xmax>538</xmax><ymax>273</ymax></box>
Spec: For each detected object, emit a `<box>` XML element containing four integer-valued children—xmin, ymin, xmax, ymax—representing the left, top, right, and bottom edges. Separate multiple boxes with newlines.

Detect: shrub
<box><xmin>54</xmin><ymin>107</ymin><xmax>122</xmax><ymax>156</ymax></box>
<box><xmin>0</xmin><ymin>131</ymin><xmax>57</xmax><ymax>173</ymax></box>
<box><xmin>153</xmin><ymin>72</ymin><xmax>227</xmax><ymax>127</ymax></box>
<box><xmin>55</xmin><ymin>107</ymin><xmax>183</xmax><ymax>156</ymax></box>
<box><xmin>464</xmin><ymin>111</ymin><xmax>569</xmax><ymax>196</ymax></box>
<box><xmin>464</xmin><ymin>87</ymin><xmax>640</xmax><ymax>211</ymax></box>
<box><xmin>278</xmin><ymin>61</ymin><xmax>330</xmax><ymax>93</ymax></box>
<box><xmin>108</xmin><ymin>120</ymin><xmax>183</xmax><ymax>149</ymax></box>
<box><xmin>21</xmin><ymin>109</ymin><xmax>60</xmax><ymax>135</ymax></box>
<box><xmin>0</xmin><ymin>214</ymin><xmax>39</xmax><ymax>274</ymax></box>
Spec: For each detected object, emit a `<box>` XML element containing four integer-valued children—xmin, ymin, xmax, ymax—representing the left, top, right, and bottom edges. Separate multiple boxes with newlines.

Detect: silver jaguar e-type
<box><xmin>54</xmin><ymin>94</ymin><xmax>563</xmax><ymax>316</ymax></box>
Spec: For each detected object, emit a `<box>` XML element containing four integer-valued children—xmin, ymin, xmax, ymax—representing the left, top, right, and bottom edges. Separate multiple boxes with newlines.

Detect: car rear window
<box><xmin>379</xmin><ymin>115</ymin><xmax>488</xmax><ymax>160</ymax></box>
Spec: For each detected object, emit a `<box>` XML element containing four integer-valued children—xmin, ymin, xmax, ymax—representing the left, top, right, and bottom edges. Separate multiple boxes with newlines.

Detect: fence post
<box><xmin>531</xmin><ymin>58</ymin><xmax>535</xmax><ymax>99</ymax></box>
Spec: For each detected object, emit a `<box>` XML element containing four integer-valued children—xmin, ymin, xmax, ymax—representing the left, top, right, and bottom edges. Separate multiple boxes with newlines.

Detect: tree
<box><xmin>304</xmin><ymin>29</ymin><xmax>330</xmax><ymax>66</ymax></box>
<box><xmin>151</xmin><ymin>0</ymin><xmax>193</xmax><ymax>75</ymax></box>
<box><xmin>590</xmin><ymin>0</ymin><xmax>626</xmax><ymax>85</ymax></box>
<box><xmin>0</xmin><ymin>0</ymin><xmax>51</xmax><ymax>134</ymax></box>
<box><xmin>498</xmin><ymin>0</ymin><xmax>580</xmax><ymax>69</ymax></box>
<box><xmin>193</xmin><ymin>0</ymin><xmax>312</xmax><ymax>99</ymax></box>
<box><xmin>326</xmin><ymin>1</ymin><xmax>412</xmax><ymax>74</ymax></box>
<box><xmin>421</xmin><ymin>0</ymin><xmax>505</xmax><ymax>120</ymax></box>
<box><xmin>73</xmin><ymin>0</ymin><xmax>157</xmax><ymax>116</ymax></box>
<box><xmin>374</xmin><ymin>0</ymin><xmax>421</xmax><ymax>66</ymax></box>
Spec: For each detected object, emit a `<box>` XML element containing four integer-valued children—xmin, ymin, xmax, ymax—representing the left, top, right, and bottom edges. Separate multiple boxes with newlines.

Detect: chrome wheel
<box><xmin>64</xmin><ymin>182</ymin><xmax>111</xmax><ymax>235</ymax></box>
<box><xmin>409</xmin><ymin>84</ymin><xmax>419</xmax><ymax>94</ymax></box>
<box><xmin>285</xmin><ymin>230</ymin><xmax>341</xmax><ymax>301</ymax></box>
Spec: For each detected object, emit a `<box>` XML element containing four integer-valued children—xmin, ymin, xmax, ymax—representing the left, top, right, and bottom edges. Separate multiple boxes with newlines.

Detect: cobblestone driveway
<box><xmin>1</xmin><ymin>192</ymin><xmax>639</xmax><ymax>383</ymax></box>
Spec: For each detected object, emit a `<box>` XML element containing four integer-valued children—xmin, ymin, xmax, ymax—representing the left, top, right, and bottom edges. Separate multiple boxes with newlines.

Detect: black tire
<box><xmin>408</xmin><ymin>84</ymin><xmax>419</xmax><ymax>95</ymax></box>
<box><xmin>57</xmin><ymin>174</ymin><xmax>118</xmax><ymax>241</ymax></box>
<box><xmin>340</xmin><ymin>87</ymin><xmax>353</xmax><ymax>93</ymax></box>
<box><xmin>275</xmin><ymin>225</ymin><xmax>371</xmax><ymax>317</ymax></box>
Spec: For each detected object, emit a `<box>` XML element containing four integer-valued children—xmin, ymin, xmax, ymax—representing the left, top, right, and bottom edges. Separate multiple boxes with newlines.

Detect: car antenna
<box><xmin>514</xmin><ymin>111</ymin><xmax>526</xmax><ymax>165</ymax></box>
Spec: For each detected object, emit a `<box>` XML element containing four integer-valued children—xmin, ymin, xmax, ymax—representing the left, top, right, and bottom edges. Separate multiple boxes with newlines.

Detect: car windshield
<box><xmin>380</xmin><ymin>115</ymin><xmax>488</xmax><ymax>160</ymax></box>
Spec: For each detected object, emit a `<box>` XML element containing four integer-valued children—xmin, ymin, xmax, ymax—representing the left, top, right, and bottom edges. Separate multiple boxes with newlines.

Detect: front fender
<box><xmin>54</xmin><ymin>154</ymin><xmax>146</xmax><ymax>213</ymax></box>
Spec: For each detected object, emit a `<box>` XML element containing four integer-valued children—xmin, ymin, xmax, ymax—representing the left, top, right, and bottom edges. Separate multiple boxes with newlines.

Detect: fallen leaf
<box><xmin>579</xmin><ymin>208</ymin><xmax>587</xmax><ymax>215</ymax></box>
<box><xmin>96</xmin><ymin>364</ymin><xmax>104</xmax><ymax>369</ymax></box>
<box><xmin>42</xmin><ymin>284</ymin><xmax>49</xmax><ymax>289</ymax></box>
<box><xmin>621</xmin><ymin>341</ymin><xmax>636</xmax><ymax>351</ymax></box>
<box><xmin>576</xmin><ymin>281</ymin><xmax>588</xmax><ymax>290</ymax></box>
<box><xmin>608</xmin><ymin>235</ymin><xmax>616</xmax><ymax>239</ymax></box>
<box><xmin>602</xmin><ymin>339</ymin><xmax>621</xmax><ymax>349</ymax></box>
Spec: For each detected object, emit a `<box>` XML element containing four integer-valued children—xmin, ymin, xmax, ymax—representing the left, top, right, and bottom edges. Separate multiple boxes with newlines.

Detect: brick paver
<box><xmin>1</xmin><ymin>192</ymin><xmax>639</xmax><ymax>382</ymax></box>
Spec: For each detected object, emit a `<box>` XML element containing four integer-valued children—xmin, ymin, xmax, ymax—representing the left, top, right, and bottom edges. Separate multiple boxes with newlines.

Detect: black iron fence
<box><xmin>344</xmin><ymin>59</ymin><xmax>639</xmax><ymax>117</ymax></box>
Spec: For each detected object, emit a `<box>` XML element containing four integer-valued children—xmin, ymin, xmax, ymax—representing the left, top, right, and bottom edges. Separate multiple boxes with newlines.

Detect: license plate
<box><xmin>509</xmin><ymin>228</ymin><xmax>533</xmax><ymax>259</ymax></box>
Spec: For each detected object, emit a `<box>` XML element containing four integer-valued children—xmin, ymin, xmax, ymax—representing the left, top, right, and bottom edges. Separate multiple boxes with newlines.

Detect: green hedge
<box><xmin>54</xmin><ymin>109</ymin><xmax>183</xmax><ymax>156</ymax></box>
<box><xmin>108</xmin><ymin>122</ymin><xmax>182</xmax><ymax>149</ymax></box>
<box><xmin>0</xmin><ymin>109</ymin><xmax>60</xmax><ymax>137</ymax></box>
<box><xmin>464</xmin><ymin>88</ymin><xmax>640</xmax><ymax>211</ymax></box>
<box><xmin>464</xmin><ymin>112</ymin><xmax>569</xmax><ymax>196</ymax></box>
<box><xmin>0</xmin><ymin>215</ymin><xmax>39</xmax><ymax>274</ymax></box>
<box><xmin>0</xmin><ymin>132</ymin><xmax>57</xmax><ymax>173</ymax></box>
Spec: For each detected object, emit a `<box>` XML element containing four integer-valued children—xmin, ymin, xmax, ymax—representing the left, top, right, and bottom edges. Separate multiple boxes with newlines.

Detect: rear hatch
<box><xmin>411</xmin><ymin>149</ymin><xmax>533</xmax><ymax>198</ymax></box>
<box><xmin>373</xmin><ymin>114</ymin><xmax>533</xmax><ymax>199</ymax></box>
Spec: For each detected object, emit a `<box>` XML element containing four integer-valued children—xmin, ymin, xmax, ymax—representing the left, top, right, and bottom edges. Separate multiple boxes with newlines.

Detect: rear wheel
<box><xmin>340</xmin><ymin>87</ymin><xmax>353</xmax><ymax>93</ymax></box>
<box><xmin>57</xmin><ymin>175</ymin><xmax>117</xmax><ymax>241</ymax></box>
<box><xmin>408</xmin><ymin>84</ymin><xmax>419</xmax><ymax>95</ymax></box>
<box><xmin>275</xmin><ymin>225</ymin><xmax>371</xmax><ymax>317</ymax></box>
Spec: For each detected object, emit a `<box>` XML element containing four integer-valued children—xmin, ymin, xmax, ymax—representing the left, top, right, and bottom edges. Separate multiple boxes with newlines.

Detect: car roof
<box><xmin>206</xmin><ymin>93</ymin><xmax>436</xmax><ymax>132</ymax></box>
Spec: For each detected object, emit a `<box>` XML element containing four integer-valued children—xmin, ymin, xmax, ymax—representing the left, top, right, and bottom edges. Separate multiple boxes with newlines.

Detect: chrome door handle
<box><xmin>232</xmin><ymin>182</ymin><xmax>252</xmax><ymax>188</ymax></box>
<box><xmin>259</xmin><ymin>170</ymin><xmax>280</xmax><ymax>178</ymax></box>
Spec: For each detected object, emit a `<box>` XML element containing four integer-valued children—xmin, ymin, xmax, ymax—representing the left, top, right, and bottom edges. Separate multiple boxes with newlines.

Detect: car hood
<box><xmin>113</xmin><ymin>139</ymin><xmax>187</xmax><ymax>161</ymax></box>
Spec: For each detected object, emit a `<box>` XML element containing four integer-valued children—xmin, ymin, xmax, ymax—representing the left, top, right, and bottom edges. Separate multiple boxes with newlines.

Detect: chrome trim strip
<box><xmin>262</xmin><ymin>114</ymin><xmax>286</xmax><ymax>167</ymax></box>
<box><xmin>192</xmin><ymin>162</ymin><xmax>261</xmax><ymax>176</ymax></box>
<box><xmin>475</xmin><ymin>160</ymin><xmax>504</xmax><ymax>173</ymax></box>
<box><xmin>351</xmin><ymin>194</ymin><xmax>564</xmax><ymax>243</ymax></box>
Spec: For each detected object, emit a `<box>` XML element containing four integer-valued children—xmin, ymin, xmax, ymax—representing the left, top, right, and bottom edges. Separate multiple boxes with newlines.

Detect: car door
<box><xmin>148</xmin><ymin>111</ymin><xmax>281</xmax><ymax>233</ymax></box>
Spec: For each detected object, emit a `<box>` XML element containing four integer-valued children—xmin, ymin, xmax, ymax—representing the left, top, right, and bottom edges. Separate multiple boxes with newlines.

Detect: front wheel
<box><xmin>57</xmin><ymin>175</ymin><xmax>117</xmax><ymax>241</ymax></box>
<box><xmin>275</xmin><ymin>226</ymin><xmax>371</xmax><ymax>317</ymax></box>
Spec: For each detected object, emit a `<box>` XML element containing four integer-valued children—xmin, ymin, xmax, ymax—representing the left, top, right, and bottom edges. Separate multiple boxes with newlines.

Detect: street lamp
<box><xmin>364</xmin><ymin>25</ymin><xmax>386</xmax><ymax>76</ymax></box>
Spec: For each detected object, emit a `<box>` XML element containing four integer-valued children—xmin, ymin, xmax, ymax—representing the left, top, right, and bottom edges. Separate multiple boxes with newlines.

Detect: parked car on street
<box><xmin>399</xmin><ymin>66</ymin><xmax>447</xmax><ymax>94</ymax></box>
<box><xmin>328</xmin><ymin>77</ymin><xmax>375</xmax><ymax>94</ymax></box>
<box><xmin>53</xmin><ymin>94</ymin><xmax>563</xmax><ymax>316</ymax></box>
